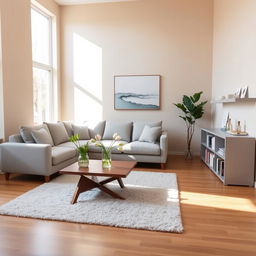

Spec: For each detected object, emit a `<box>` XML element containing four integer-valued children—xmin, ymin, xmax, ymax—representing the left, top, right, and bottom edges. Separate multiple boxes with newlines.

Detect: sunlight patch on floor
<box><xmin>181</xmin><ymin>191</ymin><xmax>256</xmax><ymax>212</ymax></box>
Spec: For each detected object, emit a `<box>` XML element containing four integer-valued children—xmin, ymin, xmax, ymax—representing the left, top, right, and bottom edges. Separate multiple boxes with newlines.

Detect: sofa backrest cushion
<box><xmin>9</xmin><ymin>134</ymin><xmax>24</xmax><ymax>143</ymax></box>
<box><xmin>103</xmin><ymin>121</ymin><xmax>132</xmax><ymax>142</ymax></box>
<box><xmin>138</xmin><ymin>125</ymin><xmax>162</xmax><ymax>143</ymax></box>
<box><xmin>45</xmin><ymin>122</ymin><xmax>69</xmax><ymax>146</ymax></box>
<box><xmin>60</xmin><ymin>121</ymin><xmax>73</xmax><ymax>137</ymax></box>
<box><xmin>84</xmin><ymin>120</ymin><xmax>106</xmax><ymax>138</ymax></box>
<box><xmin>31</xmin><ymin>128</ymin><xmax>54</xmax><ymax>146</ymax></box>
<box><xmin>72</xmin><ymin>124</ymin><xmax>90</xmax><ymax>140</ymax></box>
<box><xmin>132</xmin><ymin>121</ymin><xmax>162</xmax><ymax>141</ymax></box>
<box><xmin>20</xmin><ymin>124</ymin><xmax>53</xmax><ymax>144</ymax></box>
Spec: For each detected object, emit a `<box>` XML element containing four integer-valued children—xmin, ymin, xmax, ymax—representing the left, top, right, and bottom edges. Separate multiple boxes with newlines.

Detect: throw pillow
<box><xmin>20</xmin><ymin>124</ymin><xmax>53</xmax><ymax>144</ymax></box>
<box><xmin>84</xmin><ymin>120</ymin><xmax>106</xmax><ymax>138</ymax></box>
<box><xmin>132</xmin><ymin>121</ymin><xmax>162</xmax><ymax>141</ymax></box>
<box><xmin>103</xmin><ymin>121</ymin><xmax>132</xmax><ymax>142</ymax></box>
<box><xmin>60</xmin><ymin>121</ymin><xmax>73</xmax><ymax>137</ymax></box>
<box><xmin>31</xmin><ymin>128</ymin><xmax>54</xmax><ymax>146</ymax></box>
<box><xmin>139</xmin><ymin>125</ymin><xmax>162</xmax><ymax>143</ymax></box>
<box><xmin>72</xmin><ymin>124</ymin><xmax>90</xmax><ymax>140</ymax></box>
<box><xmin>44</xmin><ymin>122</ymin><xmax>69</xmax><ymax>146</ymax></box>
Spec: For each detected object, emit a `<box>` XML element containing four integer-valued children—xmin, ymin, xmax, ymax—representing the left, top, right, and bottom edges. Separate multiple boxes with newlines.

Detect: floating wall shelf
<box><xmin>211</xmin><ymin>98</ymin><xmax>256</xmax><ymax>104</ymax></box>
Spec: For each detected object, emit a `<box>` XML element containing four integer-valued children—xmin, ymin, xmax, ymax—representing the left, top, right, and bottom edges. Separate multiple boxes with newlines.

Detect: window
<box><xmin>31</xmin><ymin>5</ymin><xmax>55</xmax><ymax>123</ymax></box>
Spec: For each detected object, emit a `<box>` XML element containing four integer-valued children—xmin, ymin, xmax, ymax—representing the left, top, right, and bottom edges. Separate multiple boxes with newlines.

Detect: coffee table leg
<box><xmin>71</xmin><ymin>176</ymin><xmax>97</xmax><ymax>204</ymax></box>
<box><xmin>117</xmin><ymin>178</ymin><xmax>125</xmax><ymax>188</ymax></box>
<box><xmin>71</xmin><ymin>176</ymin><xmax>125</xmax><ymax>204</ymax></box>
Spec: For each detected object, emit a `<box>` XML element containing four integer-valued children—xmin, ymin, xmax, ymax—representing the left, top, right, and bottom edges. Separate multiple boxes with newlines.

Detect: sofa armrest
<box><xmin>160</xmin><ymin>131</ymin><xmax>168</xmax><ymax>163</ymax></box>
<box><xmin>0</xmin><ymin>143</ymin><xmax>52</xmax><ymax>175</ymax></box>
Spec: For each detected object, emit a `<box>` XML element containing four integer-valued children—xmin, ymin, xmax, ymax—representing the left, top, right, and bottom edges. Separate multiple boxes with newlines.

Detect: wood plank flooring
<box><xmin>0</xmin><ymin>156</ymin><xmax>255</xmax><ymax>256</ymax></box>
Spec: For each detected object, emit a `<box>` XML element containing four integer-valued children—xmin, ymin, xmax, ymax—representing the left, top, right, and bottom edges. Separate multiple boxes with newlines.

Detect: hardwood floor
<box><xmin>0</xmin><ymin>156</ymin><xmax>255</xmax><ymax>256</ymax></box>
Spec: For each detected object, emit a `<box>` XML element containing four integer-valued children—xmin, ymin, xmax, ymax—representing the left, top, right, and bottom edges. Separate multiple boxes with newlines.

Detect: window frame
<box><xmin>31</xmin><ymin>4</ymin><xmax>55</xmax><ymax>123</ymax></box>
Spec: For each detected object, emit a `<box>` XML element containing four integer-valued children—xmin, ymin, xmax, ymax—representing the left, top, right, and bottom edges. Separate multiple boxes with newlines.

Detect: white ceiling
<box><xmin>54</xmin><ymin>0</ymin><xmax>135</xmax><ymax>5</ymax></box>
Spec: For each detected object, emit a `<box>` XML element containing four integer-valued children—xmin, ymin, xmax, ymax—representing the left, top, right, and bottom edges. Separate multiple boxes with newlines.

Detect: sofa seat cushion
<box><xmin>122</xmin><ymin>141</ymin><xmax>160</xmax><ymax>155</ymax></box>
<box><xmin>89</xmin><ymin>140</ymin><xmax>128</xmax><ymax>154</ymax></box>
<box><xmin>57</xmin><ymin>140</ymin><xmax>90</xmax><ymax>149</ymax></box>
<box><xmin>52</xmin><ymin>147</ymin><xmax>77</xmax><ymax>166</ymax></box>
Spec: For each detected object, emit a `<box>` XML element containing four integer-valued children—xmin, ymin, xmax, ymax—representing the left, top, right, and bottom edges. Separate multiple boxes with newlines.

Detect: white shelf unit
<box><xmin>201</xmin><ymin>128</ymin><xmax>255</xmax><ymax>186</ymax></box>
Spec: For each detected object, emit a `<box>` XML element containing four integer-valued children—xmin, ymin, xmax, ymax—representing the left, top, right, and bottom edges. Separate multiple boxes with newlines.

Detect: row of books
<box><xmin>217</xmin><ymin>147</ymin><xmax>225</xmax><ymax>157</ymax></box>
<box><xmin>206</xmin><ymin>135</ymin><xmax>215</xmax><ymax>150</ymax></box>
<box><xmin>204</xmin><ymin>149</ymin><xmax>224</xmax><ymax>177</ymax></box>
<box><xmin>204</xmin><ymin>149</ymin><xmax>215</xmax><ymax>168</ymax></box>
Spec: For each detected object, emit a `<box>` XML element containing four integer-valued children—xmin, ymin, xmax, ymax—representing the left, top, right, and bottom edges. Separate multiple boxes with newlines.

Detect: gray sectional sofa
<box><xmin>0</xmin><ymin>120</ymin><xmax>168</xmax><ymax>181</ymax></box>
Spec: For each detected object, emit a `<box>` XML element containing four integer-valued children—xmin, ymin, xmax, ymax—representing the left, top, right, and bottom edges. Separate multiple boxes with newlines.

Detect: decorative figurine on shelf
<box><xmin>227</xmin><ymin>120</ymin><xmax>248</xmax><ymax>136</ymax></box>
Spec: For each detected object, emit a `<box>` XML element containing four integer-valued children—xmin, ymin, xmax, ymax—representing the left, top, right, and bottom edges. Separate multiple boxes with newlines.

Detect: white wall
<box><xmin>0</xmin><ymin>0</ymin><xmax>60</xmax><ymax>139</ymax></box>
<box><xmin>60</xmin><ymin>0</ymin><xmax>213</xmax><ymax>154</ymax></box>
<box><xmin>212</xmin><ymin>0</ymin><xmax>256</xmax><ymax>136</ymax></box>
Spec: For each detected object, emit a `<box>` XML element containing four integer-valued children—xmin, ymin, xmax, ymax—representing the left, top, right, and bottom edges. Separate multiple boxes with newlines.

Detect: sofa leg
<box><xmin>44</xmin><ymin>176</ymin><xmax>50</xmax><ymax>182</ymax></box>
<box><xmin>160</xmin><ymin>163</ymin><xmax>165</xmax><ymax>170</ymax></box>
<box><xmin>4</xmin><ymin>173</ymin><xmax>10</xmax><ymax>181</ymax></box>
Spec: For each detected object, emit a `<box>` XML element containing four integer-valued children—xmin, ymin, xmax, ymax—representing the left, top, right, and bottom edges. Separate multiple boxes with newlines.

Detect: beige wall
<box><xmin>60</xmin><ymin>0</ymin><xmax>213</xmax><ymax>154</ymax></box>
<box><xmin>212</xmin><ymin>0</ymin><xmax>256</xmax><ymax>136</ymax></box>
<box><xmin>0</xmin><ymin>0</ymin><xmax>60</xmax><ymax>140</ymax></box>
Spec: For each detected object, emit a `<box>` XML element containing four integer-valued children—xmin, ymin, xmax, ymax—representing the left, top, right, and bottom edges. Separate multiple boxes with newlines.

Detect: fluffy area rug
<box><xmin>0</xmin><ymin>171</ymin><xmax>183</xmax><ymax>233</ymax></box>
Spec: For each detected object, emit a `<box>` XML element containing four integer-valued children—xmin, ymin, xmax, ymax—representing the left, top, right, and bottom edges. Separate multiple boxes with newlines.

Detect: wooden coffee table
<box><xmin>60</xmin><ymin>160</ymin><xmax>137</xmax><ymax>204</ymax></box>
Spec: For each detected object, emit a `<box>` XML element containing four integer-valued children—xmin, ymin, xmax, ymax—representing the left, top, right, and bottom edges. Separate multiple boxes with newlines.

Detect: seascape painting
<box><xmin>114</xmin><ymin>75</ymin><xmax>160</xmax><ymax>110</ymax></box>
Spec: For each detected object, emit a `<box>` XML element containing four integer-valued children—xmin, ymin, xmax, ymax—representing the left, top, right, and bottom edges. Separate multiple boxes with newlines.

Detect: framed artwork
<box><xmin>240</xmin><ymin>86</ymin><xmax>248</xmax><ymax>98</ymax></box>
<box><xmin>114</xmin><ymin>75</ymin><xmax>161</xmax><ymax>110</ymax></box>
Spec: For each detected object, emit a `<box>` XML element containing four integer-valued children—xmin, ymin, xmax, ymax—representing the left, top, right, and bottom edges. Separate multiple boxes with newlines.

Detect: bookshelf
<box><xmin>201</xmin><ymin>128</ymin><xmax>255</xmax><ymax>186</ymax></box>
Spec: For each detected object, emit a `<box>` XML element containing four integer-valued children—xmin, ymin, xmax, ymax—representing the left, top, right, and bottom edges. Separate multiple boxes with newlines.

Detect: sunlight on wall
<box><xmin>73</xmin><ymin>33</ymin><xmax>102</xmax><ymax>123</ymax></box>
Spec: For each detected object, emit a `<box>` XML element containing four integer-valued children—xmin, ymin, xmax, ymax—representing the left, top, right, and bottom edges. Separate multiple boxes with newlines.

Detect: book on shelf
<box><xmin>204</xmin><ymin>149</ymin><xmax>215</xmax><ymax>168</ymax></box>
<box><xmin>216</xmin><ymin>157</ymin><xmax>224</xmax><ymax>177</ymax></box>
<box><xmin>206</xmin><ymin>135</ymin><xmax>215</xmax><ymax>150</ymax></box>
<box><xmin>217</xmin><ymin>148</ymin><xmax>225</xmax><ymax>156</ymax></box>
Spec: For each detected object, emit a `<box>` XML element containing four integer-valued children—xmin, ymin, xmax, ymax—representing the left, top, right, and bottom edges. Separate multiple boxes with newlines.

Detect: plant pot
<box><xmin>78</xmin><ymin>153</ymin><xmax>89</xmax><ymax>167</ymax></box>
<box><xmin>102</xmin><ymin>151</ymin><xmax>111</xmax><ymax>169</ymax></box>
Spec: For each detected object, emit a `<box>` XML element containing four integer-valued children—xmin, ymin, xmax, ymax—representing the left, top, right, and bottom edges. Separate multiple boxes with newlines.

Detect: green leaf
<box><xmin>183</xmin><ymin>96</ymin><xmax>195</xmax><ymax>112</ymax></box>
<box><xmin>191</xmin><ymin>92</ymin><xmax>202</xmax><ymax>103</ymax></box>
<box><xmin>179</xmin><ymin>115</ymin><xmax>187</xmax><ymax>122</ymax></box>
<box><xmin>174</xmin><ymin>103</ymin><xmax>188</xmax><ymax>114</ymax></box>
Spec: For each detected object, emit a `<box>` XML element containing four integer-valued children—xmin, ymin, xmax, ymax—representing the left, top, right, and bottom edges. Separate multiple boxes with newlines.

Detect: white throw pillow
<box><xmin>72</xmin><ymin>124</ymin><xmax>90</xmax><ymax>140</ymax></box>
<box><xmin>139</xmin><ymin>125</ymin><xmax>162</xmax><ymax>143</ymax></box>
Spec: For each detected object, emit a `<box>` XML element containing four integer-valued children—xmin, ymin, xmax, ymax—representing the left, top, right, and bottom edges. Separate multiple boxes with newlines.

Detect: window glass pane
<box><xmin>31</xmin><ymin>8</ymin><xmax>50</xmax><ymax>65</ymax></box>
<box><xmin>33</xmin><ymin>67</ymin><xmax>51</xmax><ymax>123</ymax></box>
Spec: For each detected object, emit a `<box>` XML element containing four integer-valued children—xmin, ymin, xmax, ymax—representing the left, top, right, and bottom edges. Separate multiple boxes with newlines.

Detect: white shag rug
<box><xmin>0</xmin><ymin>171</ymin><xmax>183</xmax><ymax>233</ymax></box>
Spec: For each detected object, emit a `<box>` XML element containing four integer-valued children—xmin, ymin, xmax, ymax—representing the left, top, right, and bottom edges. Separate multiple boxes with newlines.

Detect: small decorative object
<box><xmin>220</xmin><ymin>96</ymin><xmax>226</xmax><ymax>100</ymax></box>
<box><xmin>91</xmin><ymin>133</ymin><xmax>124</xmax><ymax>169</ymax></box>
<box><xmin>70</xmin><ymin>134</ymin><xmax>90</xmax><ymax>167</ymax></box>
<box><xmin>240</xmin><ymin>86</ymin><xmax>248</xmax><ymax>98</ymax></box>
<box><xmin>222</xmin><ymin>112</ymin><xmax>230</xmax><ymax>131</ymax></box>
<box><xmin>234</xmin><ymin>88</ymin><xmax>241</xmax><ymax>98</ymax></box>
<box><xmin>114</xmin><ymin>75</ymin><xmax>160</xmax><ymax>110</ymax></box>
<box><xmin>174</xmin><ymin>91</ymin><xmax>207</xmax><ymax>160</ymax></box>
<box><xmin>227</xmin><ymin>120</ymin><xmax>248</xmax><ymax>136</ymax></box>
<box><xmin>227</xmin><ymin>94</ymin><xmax>235</xmax><ymax>99</ymax></box>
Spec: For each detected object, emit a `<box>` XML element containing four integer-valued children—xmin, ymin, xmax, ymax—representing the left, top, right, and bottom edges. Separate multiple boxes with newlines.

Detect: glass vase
<box><xmin>78</xmin><ymin>153</ymin><xmax>89</xmax><ymax>168</ymax></box>
<box><xmin>102</xmin><ymin>150</ymin><xmax>112</xmax><ymax>169</ymax></box>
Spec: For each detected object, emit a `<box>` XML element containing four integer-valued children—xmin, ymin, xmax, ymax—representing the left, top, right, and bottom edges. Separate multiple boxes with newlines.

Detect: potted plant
<box><xmin>91</xmin><ymin>133</ymin><xmax>124</xmax><ymax>169</ymax></box>
<box><xmin>70</xmin><ymin>134</ymin><xmax>90</xmax><ymax>167</ymax></box>
<box><xmin>174</xmin><ymin>91</ymin><xmax>207</xmax><ymax>159</ymax></box>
